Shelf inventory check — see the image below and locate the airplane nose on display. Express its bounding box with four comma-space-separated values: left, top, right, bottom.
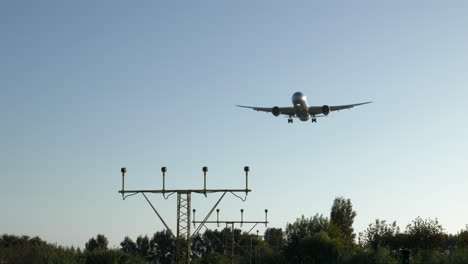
292, 92, 306, 104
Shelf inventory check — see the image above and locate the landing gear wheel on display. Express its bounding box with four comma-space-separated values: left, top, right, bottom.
312, 118, 317, 123
288, 118, 293, 123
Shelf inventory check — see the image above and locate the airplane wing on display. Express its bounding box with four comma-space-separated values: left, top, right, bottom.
308, 101, 372, 115
236, 105, 296, 116
330, 101, 372, 111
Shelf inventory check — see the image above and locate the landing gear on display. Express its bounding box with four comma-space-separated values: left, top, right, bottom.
311, 116, 317, 123
288, 118, 293, 123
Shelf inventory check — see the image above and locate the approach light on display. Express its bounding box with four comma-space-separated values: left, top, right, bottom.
202, 167, 208, 173
161, 167, 167, 173
121, 168, 127, 174
244, 166, 250, 172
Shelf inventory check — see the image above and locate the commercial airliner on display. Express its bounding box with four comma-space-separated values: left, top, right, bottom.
237, 92, 371, 123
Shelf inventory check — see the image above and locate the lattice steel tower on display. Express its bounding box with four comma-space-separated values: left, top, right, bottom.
118, 166, 254, 264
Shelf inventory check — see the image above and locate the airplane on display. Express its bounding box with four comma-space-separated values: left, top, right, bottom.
236, 92, 371, 123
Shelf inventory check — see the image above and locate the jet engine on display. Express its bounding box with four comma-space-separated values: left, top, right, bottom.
272, 106, 280, 116
322, 105, 331, 115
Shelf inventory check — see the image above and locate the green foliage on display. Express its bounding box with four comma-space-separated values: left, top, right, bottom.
343, 247, 397, 264
285, 214, 330, 247
371, 248, 398, 264
120, 236, 137, 254
264, 228, 284, 250
0, 234, 145, 264
118, 231, 176, 264
257, 245, 287, 264
135, 235, 151, 260
151, 230, 175, 264
457, 230, 468, 248
360, 219, 400, 250
3, 197, 468, 264
298, 231, 342, 264
449, 249, 468, 264
191, 252, 231, 264
84, 249, 145, 264
0, 234, 80, 264
199, 229, 224, 255
330, 197, 357, 245
405, 217, 445, 251
85, 234, 109, 251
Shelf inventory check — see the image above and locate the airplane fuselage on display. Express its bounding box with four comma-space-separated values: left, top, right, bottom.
292, 92, 310, 121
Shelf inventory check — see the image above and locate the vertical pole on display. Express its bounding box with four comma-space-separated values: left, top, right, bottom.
246, 171, 248, 191
231, 223, 235, 264
244, 166, 249, 193
120, 168, 126, 199
256, 247, 259, 264
162, 167, 166, 192
258, 247, 260, 264
250, 237, 252, 264
202, 167, 208, 196
224, 224, 228, 255
192, 209, 196, 228
241, 209, 244, 227
256, 230, 260, 264
176, 193, 181, 264
187, 193, 191, 264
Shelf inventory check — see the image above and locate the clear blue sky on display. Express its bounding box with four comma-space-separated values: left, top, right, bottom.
2, 0, 468, 248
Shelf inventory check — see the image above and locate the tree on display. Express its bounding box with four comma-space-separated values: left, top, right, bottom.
308, 213, 330, 234
444, 233, 458, 252
85, 234, 108, 251
330, 197, 357, 244
298, 231, 342, 264
285, 214, 331, 263
264, 228, 284, 250
360, 219, 400, 250
191, 234, 205, 259
135, 235, 151, 262
85, 238, 98, 251
120, 236, 137, 254
405, 217, 444, 251
457, 230, 468, 249
201, 229, 224, 255
285, 214, 329, 246
96, 234, 109, 250
150, 230, 175, 264
85, 249, 145, 264
219, 227, 242, 256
